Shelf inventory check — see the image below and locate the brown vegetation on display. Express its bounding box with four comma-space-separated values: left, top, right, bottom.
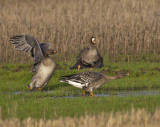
0, 0, 160, 63
0, 108, 160, 127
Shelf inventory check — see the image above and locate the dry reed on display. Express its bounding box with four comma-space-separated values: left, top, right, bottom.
0, 0, 160, 63
0, 108, 160, 127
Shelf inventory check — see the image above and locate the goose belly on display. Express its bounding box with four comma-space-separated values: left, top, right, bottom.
83, 49, 99, 63
67, 80, 83, 89
36, 61, 55, 87
66, 80, 89, 89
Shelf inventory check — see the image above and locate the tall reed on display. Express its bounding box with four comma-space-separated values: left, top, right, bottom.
0, 108, 160, 127
0, 0, 160, 63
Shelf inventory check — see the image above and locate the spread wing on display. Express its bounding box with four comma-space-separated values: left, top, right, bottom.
9, 35, 44, 64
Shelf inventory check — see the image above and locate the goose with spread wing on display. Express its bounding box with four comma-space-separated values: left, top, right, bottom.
60, 71, 129, 97
9, 35, 56, 91
70, 37, 103, 71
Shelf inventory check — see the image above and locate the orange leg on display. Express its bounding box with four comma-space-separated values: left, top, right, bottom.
78, 65, 81, 71
90, 92, 94, 97
29, 86, 33, 91
90, 68, 93, 70
39, 87, 42, 91
83, 90, 86, 96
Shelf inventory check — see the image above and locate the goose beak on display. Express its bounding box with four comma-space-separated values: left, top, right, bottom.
29, 86, 33, 91
53, 50, 57, 53
39, 87, 42, 90
126, 73, 130, 76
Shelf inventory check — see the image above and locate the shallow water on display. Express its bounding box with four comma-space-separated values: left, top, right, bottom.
95, 90, 160, 97
1, 90, 160, 98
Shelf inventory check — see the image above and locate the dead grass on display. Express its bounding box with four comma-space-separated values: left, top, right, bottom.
0, 0, 160, 63
0, 108, 160, 127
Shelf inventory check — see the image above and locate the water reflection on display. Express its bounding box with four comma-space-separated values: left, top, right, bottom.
1, 90, 160, 98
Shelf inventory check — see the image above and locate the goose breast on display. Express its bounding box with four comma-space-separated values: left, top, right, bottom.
82, 48, 99, 63
36, 58, 56, 87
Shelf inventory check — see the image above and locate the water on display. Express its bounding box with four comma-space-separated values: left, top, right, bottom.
1, 90, 160, 98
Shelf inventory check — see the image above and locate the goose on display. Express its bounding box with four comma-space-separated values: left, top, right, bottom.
60, 71, 129, 97
70, 37, 103, 71
9, 35, 56, 91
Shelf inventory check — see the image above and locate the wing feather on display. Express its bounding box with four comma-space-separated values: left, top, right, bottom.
60, 71, 103, 85
9, 35, 44, 64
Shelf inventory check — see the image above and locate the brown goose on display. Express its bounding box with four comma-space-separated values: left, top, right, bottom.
70, 37, 103, 71
9, 35, 56, 91
60, 71, 129, 97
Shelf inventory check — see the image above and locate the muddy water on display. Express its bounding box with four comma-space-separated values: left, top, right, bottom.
96, 90, 160, 97
1, 90, 160, 98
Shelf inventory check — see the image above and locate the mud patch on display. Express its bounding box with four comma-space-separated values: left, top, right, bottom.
1, 90, 160, 99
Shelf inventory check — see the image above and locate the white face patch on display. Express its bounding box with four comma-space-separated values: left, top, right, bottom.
92, 38, 95, 43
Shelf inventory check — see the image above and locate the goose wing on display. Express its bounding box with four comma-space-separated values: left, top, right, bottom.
60, 71, 103, 88
9, 35, 44, 64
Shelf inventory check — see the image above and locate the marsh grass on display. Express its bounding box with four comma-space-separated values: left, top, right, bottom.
0, 0, 160, 63
0, 106, 160, 127
1, 62, 160, 122
0, 61, 160, 93
1, 93, 160, 120
1, 61, 160, 92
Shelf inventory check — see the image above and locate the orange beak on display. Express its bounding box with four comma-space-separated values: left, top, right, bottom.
53, 50, 57, 53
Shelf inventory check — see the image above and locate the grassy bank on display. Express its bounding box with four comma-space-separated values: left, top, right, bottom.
0, 61, 160, 93
0, 94, 160, 120
0, 62, 160, 120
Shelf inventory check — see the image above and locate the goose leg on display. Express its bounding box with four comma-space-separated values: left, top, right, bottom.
83, 90, 86, 96
39, 87, 42, 91
90, 92, 94, 97
78, 65, 81, 71
29, 86, 33, 91
90, 68, 93, 70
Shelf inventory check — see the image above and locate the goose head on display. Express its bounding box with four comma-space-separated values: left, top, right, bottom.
44, 49, 56, 57
40, 43, 56, 57
90, 37, 96, 44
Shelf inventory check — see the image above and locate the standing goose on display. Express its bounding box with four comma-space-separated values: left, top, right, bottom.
60, 71, 129, 97
9, 35, 56, 91
70, 37, 103, 71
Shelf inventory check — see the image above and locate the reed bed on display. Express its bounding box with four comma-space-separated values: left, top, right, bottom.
0, 108, 160, 127
0, 0, 160, 63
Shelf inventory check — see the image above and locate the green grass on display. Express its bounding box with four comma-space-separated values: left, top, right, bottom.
0, 61, 160, 92
1, 94, 160, 120
1, 61, 160, 119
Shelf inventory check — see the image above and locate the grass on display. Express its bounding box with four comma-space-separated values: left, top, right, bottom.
1, 94, 160, 120
1, 109, 160, 127
0, 61, 160, 121
1, 0, 160, 125
1, 61, 160, 93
